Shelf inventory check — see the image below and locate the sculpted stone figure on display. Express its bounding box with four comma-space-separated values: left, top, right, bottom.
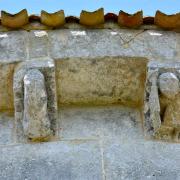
158, 72, 180, 140
23, 69, 52, 140
144, 63, 180, 142
13, 58, 57, 142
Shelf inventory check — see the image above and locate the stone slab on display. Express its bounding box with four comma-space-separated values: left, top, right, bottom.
56, 56, 147, 107
103, 139, 180, 180
0, 31, 27, 62
59, 106, 102, 139
28, 30, 49, 59
58, 106, 180, 180
0, 106, 180, 180
0, 63, 16, 111
49, 29, 179, 62
0, 140, 103, 180
0, 113, 14, 145
0, 29, 178, 63
59, 106, 142, 141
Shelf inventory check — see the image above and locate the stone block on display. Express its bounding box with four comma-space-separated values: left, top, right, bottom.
0, 113, 14, 145
144, 62, 180, 142
56, 56, 147, 107
0, 31, 27, 62
28, 30, 48, 58
0, 141, 103, 180
48, 29, 179, 62
0, 63, 16, 111
13, 57, 57, 142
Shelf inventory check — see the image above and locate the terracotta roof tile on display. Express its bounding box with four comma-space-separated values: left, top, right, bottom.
104, 13, 118, 23
155, 10, 180, 29
79, 8, 104, 26
1, 9, 29, 29
0, 8, 180, 31
143, 16, 154, 25
41, 10, 65, 27
118, 10, 143, 28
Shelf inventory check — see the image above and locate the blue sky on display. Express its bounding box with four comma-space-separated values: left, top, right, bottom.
0, 0, 180, 16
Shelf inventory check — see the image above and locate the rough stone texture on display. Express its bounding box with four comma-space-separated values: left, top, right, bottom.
13, 58, 57, 142
49, 29, 179, 62
0, 113, 14, 145
0, 31, 28, 62
144, 62, 180, 142
0, 29, 178, 63
0, 141, 103, 180
0, 63, 16, 111
57, 106, 180, 180
1, 106, 180, 180
59, 106, 142, 140
56, 56, 147, 107
158, 72, 179, 99
23, 69, 52, 140
0, 29, 180, 111
28, 31, 49, 59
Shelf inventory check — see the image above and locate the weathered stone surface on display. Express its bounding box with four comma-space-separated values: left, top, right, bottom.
13, 58, 57, 142
49, 29, 179, 62
0, 63, 16, 111
23, 69, 51, 140
0, 141, 103, 180
0, 29, 178, 63
56, 57, 147, 107
144, 62, 180, 142
158, 72, 179, 99
103, 138, 180, 180
28, 30, 48, 58
0, 113, 14, 145
163, 93, 180, 141
0, 31, 27, 62
1, 106, 180, 179
0, 29, 180, 111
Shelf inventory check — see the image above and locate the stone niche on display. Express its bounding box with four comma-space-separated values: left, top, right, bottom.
13, 58, 57, 142
144, 62, 180, 142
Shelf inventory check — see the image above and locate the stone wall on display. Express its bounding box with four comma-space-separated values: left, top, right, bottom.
0, 29, 179, 111
56, 57, 147, 107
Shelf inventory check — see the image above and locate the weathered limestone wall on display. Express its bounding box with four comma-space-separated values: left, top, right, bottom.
56, 57, 147, 107
0, 29, 179, 63
0, 29, 179, 111
0, 63, 16, 111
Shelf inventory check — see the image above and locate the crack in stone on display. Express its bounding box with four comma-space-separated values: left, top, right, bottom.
121, 30, 146, 46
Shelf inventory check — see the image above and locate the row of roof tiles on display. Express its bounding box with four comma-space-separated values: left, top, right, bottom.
0, 8, 180, 30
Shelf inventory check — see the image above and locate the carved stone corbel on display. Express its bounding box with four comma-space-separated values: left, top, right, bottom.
144, 62, 180, 142
13, 58, 57, 142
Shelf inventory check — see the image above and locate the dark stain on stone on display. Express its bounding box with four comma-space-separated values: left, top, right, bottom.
90, 59, 98, 65
68, 69, 79, 73
92, 86, 116, 97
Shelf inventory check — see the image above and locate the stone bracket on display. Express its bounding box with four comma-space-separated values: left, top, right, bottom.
144, 62, 180, 142
13, 57, 57, 142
